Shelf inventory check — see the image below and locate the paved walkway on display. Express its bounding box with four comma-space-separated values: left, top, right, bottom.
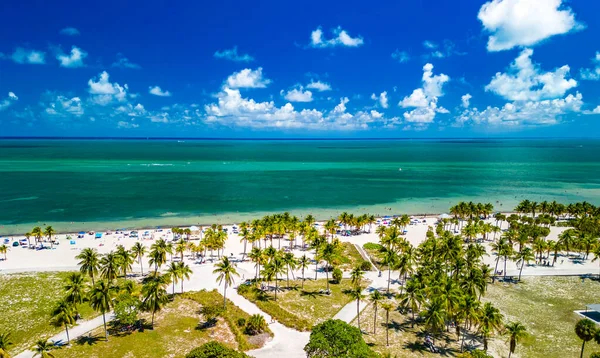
15, 313, 115, 358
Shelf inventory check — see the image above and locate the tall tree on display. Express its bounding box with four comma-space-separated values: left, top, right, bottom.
298, 254, 310, 289
64, 272, 85, 317
89, 280, 114, 340
575, 319, 597, 358
213, 256, 239, 309
131, 242, 146, 276
504, 321, 527, 358
76, 248, 99, 285
50, 299, 76, 344
141, 273, 170, 328
33, 339, 55, 358
369, 290, 383, 334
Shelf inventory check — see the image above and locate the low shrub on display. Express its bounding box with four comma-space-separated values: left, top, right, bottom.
363, 242, 383, 251
359, 260, 372, 271
244, 314, 267, 335
332, 268, 343, 283
236, 317, 246, 327
186, 341, 249, 358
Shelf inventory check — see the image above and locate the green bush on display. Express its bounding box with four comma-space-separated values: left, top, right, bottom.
244, 314, 267, 335
363, 243, 382, 251
185, 341, 249, 358
200, 305, 224, 327
236, 317, 246, 327
237, 283, 252, 295
304, 319, 377, 358
332, 268, 343, 284
590, 353, 600, 358
358, 260, 372, 271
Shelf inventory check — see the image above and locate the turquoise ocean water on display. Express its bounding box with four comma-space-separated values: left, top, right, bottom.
0, 139, 599, 234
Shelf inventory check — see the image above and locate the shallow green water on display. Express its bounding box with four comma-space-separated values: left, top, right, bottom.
0, 139, 599, 234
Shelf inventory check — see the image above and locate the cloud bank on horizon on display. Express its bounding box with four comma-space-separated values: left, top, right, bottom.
0, 0, 599, 136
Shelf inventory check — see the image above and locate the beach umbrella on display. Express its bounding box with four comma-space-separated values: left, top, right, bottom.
439, 213, 451, 219
190, 225, 200, 231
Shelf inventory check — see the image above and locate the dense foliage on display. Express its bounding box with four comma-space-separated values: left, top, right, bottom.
304, 319, 377, 358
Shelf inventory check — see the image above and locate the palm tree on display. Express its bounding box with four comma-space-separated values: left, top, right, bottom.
504, 321, 527, 358
515, 247, 535, 282
591, 245, 600, 279
382, 248, 398, 294
50, 299, 76, 344
64, 272, 85, 317
0, 332, 13, 358
459, 295, 480, 352
175, 239, 187, 262
213, 256, 239, 309
131, 242, 146, 276
346, 285, 365, 331
421, 298, 446, 345
89, 280, 113, 340
319, 242, 339, 292
575, 318, 596, 358
141, 273, 170, 328
248, 247, 263, 281
33, 339, 55, 358
44, 226, 56, 249
31, 226, 43, 246
282, 252, 297, 289
381, 301, 394, 346
399, 279, 423, 327
166, 262, 180, 295
269, 255, 287, 300
350, 265, 364, 288
149, 239, 168, 273
115, 245, 134, 278
99, 251, 120, 282
370, 290, 383, 334
479, 302, 504, 351
76, 248, 99, 284
178, 262, 193, 293
298, 254, 310, 288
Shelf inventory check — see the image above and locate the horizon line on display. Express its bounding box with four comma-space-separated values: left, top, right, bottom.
1, 136, 599, 141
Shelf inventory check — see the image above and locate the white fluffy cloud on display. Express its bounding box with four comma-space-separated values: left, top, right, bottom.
204, 87, 392, 130
112, 53, 141, 69
591, 106, 600, 114
117, 121, 140, 129
214, 46, 254, 62
60, 27, 80, 36
478, 0, 583, 52
456, 92, 583, 127
282, 87, 313, 102
486, 48, 577, 101
461, 94, 472, 108
87, 71, 129, 105
11, 47, 45, 64
371, 91, 389, 108
306, 81, 331, 92
226, 68, 271, 89
56, 46, 87, 68
0, 92, 18, 111
391, 50, 410, 63
399, 63, 450, 125
580, 52, 600, 81
149, 86, 172, 97
310, 26, 364, 48
44, 95, 85, 118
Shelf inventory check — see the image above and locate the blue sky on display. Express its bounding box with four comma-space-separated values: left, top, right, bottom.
1, 0, 600, 137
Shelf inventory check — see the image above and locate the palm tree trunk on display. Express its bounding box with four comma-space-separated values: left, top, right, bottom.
356, 299, 360, 331
387, 267, 391, 294
373, 304, 377, 334
386, 312, 390, 346
275, 275, 279, 300
181, 280, 184, 293
301, 268, 305, 289
315, 258, 318, 280
519, 261, 525, 281
65, 325, 70, 344
325, 264, 330, 291
152, 311, 155, 328
223, 281, 228, 309
102, 312, 108, 341
503, 256, 508, 280
139, 257, 144, 276
580, 341, 585, 358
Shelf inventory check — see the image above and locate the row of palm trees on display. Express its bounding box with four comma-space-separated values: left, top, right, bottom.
449, 202, 495, 221
515, 199, 599, 219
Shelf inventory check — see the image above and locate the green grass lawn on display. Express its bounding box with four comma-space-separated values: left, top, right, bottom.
53, 295, 237, 358
0, 272, 96, 355
337, 242, 367, 271
483, 276, 600, 358
238, 278, 358, 331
